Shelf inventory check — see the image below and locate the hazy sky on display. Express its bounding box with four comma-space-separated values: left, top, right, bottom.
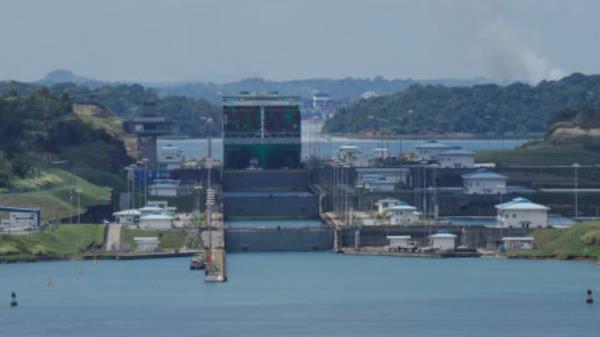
1, 0, 599, 83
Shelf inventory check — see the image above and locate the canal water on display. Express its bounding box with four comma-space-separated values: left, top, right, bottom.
1, 253, 599, 337
158, 121, 532, 161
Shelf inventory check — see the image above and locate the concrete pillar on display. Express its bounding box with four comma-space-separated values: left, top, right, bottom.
354, 230, 360, 250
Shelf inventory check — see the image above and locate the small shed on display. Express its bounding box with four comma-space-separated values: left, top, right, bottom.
139, 214, 174, 230
134, 237, 160, 253
387, 235, 415, 250
429, 233, 457, 251
502, 237, 535, 250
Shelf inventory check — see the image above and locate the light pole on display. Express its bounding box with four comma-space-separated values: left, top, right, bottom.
142, 158, 149, 206
75, 188, 83, 225
130, 164, 136, 209
194, 184, 203, 247
75, 188, 83, 251
368, 115, 389, 159
573, 162, 580, 219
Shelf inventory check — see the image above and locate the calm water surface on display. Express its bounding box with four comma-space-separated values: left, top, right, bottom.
158, 121, 532, 160
1, 253, 599, 337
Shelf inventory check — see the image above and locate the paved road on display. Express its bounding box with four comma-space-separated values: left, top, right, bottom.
105, 224, 122, 252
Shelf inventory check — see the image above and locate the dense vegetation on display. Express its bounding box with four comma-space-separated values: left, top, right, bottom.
0, 80, 222, 137
324, 73, 600, 136
0, 87, 131, 190
48, 83, 222, 137
37, 69, 492, 102
158, 76, 492, 102
0, 224, 105, 261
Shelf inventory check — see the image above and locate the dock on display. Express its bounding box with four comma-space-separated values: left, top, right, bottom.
202, 212, 227, 282
342, 247, 481, 258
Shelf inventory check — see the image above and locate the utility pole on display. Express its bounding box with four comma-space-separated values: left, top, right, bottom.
422, 166, 427, 218
76, 188, 82, 225
205, 117, 214, 273
433, 165, 438, 219
573, 162, 580, 219
131, 164, 136, 209
143, 158, 149, 206
74, 188, 83, 251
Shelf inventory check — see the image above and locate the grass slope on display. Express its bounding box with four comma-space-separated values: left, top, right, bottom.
476, 144, 600, 166
508, 222, 600, 259
72, 103, 136, 157
0, 224, 105, 261
0, 169, 111, 221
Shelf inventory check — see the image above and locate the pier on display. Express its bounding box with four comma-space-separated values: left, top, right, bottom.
202, 212, 227, 282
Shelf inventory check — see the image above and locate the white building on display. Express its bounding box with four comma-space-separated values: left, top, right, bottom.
139, 214, 174, 230
387, 203, 420, 225
437, 148, 475, 168
495, 197, 549, 229
356, 167, 409, 191
145, 201, 176, 216
149, 179, 181, 197
416, 140, 451, 161
157, 145, 184, 171
112, 209, 141, 226
1, 212, 38, 228
337, 145, 369, 167
429, 233, 457, 251
387, 235, 415, 251
139, 206, 165, 217
376, 198, 402, 215
373, 147, 389, 159
462, 169, 508, 195
502, 237, 535, 251
133, 237, 160, 253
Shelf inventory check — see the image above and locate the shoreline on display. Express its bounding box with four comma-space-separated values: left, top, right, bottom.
0, 250, 201, 264
320, 132, 541, 141
4, 249, 599, 265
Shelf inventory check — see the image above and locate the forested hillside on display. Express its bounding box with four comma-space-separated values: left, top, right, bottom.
158, 76, 495, 102
0, 81, 221, 137
324, 73, 600, 136
0, 87, 131, 189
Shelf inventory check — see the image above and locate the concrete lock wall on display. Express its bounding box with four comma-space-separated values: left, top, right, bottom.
340, 225, 532, 249
223, 170, 310, 192
224, 194, 319, 219
225, 227, 333, 251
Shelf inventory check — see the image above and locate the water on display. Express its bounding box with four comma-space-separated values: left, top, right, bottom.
225, 219, 323, 228
158, 121, 531, 161
1, 253, 599, 337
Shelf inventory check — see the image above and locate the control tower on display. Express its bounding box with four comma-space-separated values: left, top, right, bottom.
123, 115, 173, 169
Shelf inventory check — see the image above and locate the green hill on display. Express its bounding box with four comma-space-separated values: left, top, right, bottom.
324, 73, 600, 136
0, 87, 131, 221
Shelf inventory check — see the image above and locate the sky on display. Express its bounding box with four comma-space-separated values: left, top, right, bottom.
0, 0, 599, 84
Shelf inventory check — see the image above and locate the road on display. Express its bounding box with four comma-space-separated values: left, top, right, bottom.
105, 223, 122, 252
